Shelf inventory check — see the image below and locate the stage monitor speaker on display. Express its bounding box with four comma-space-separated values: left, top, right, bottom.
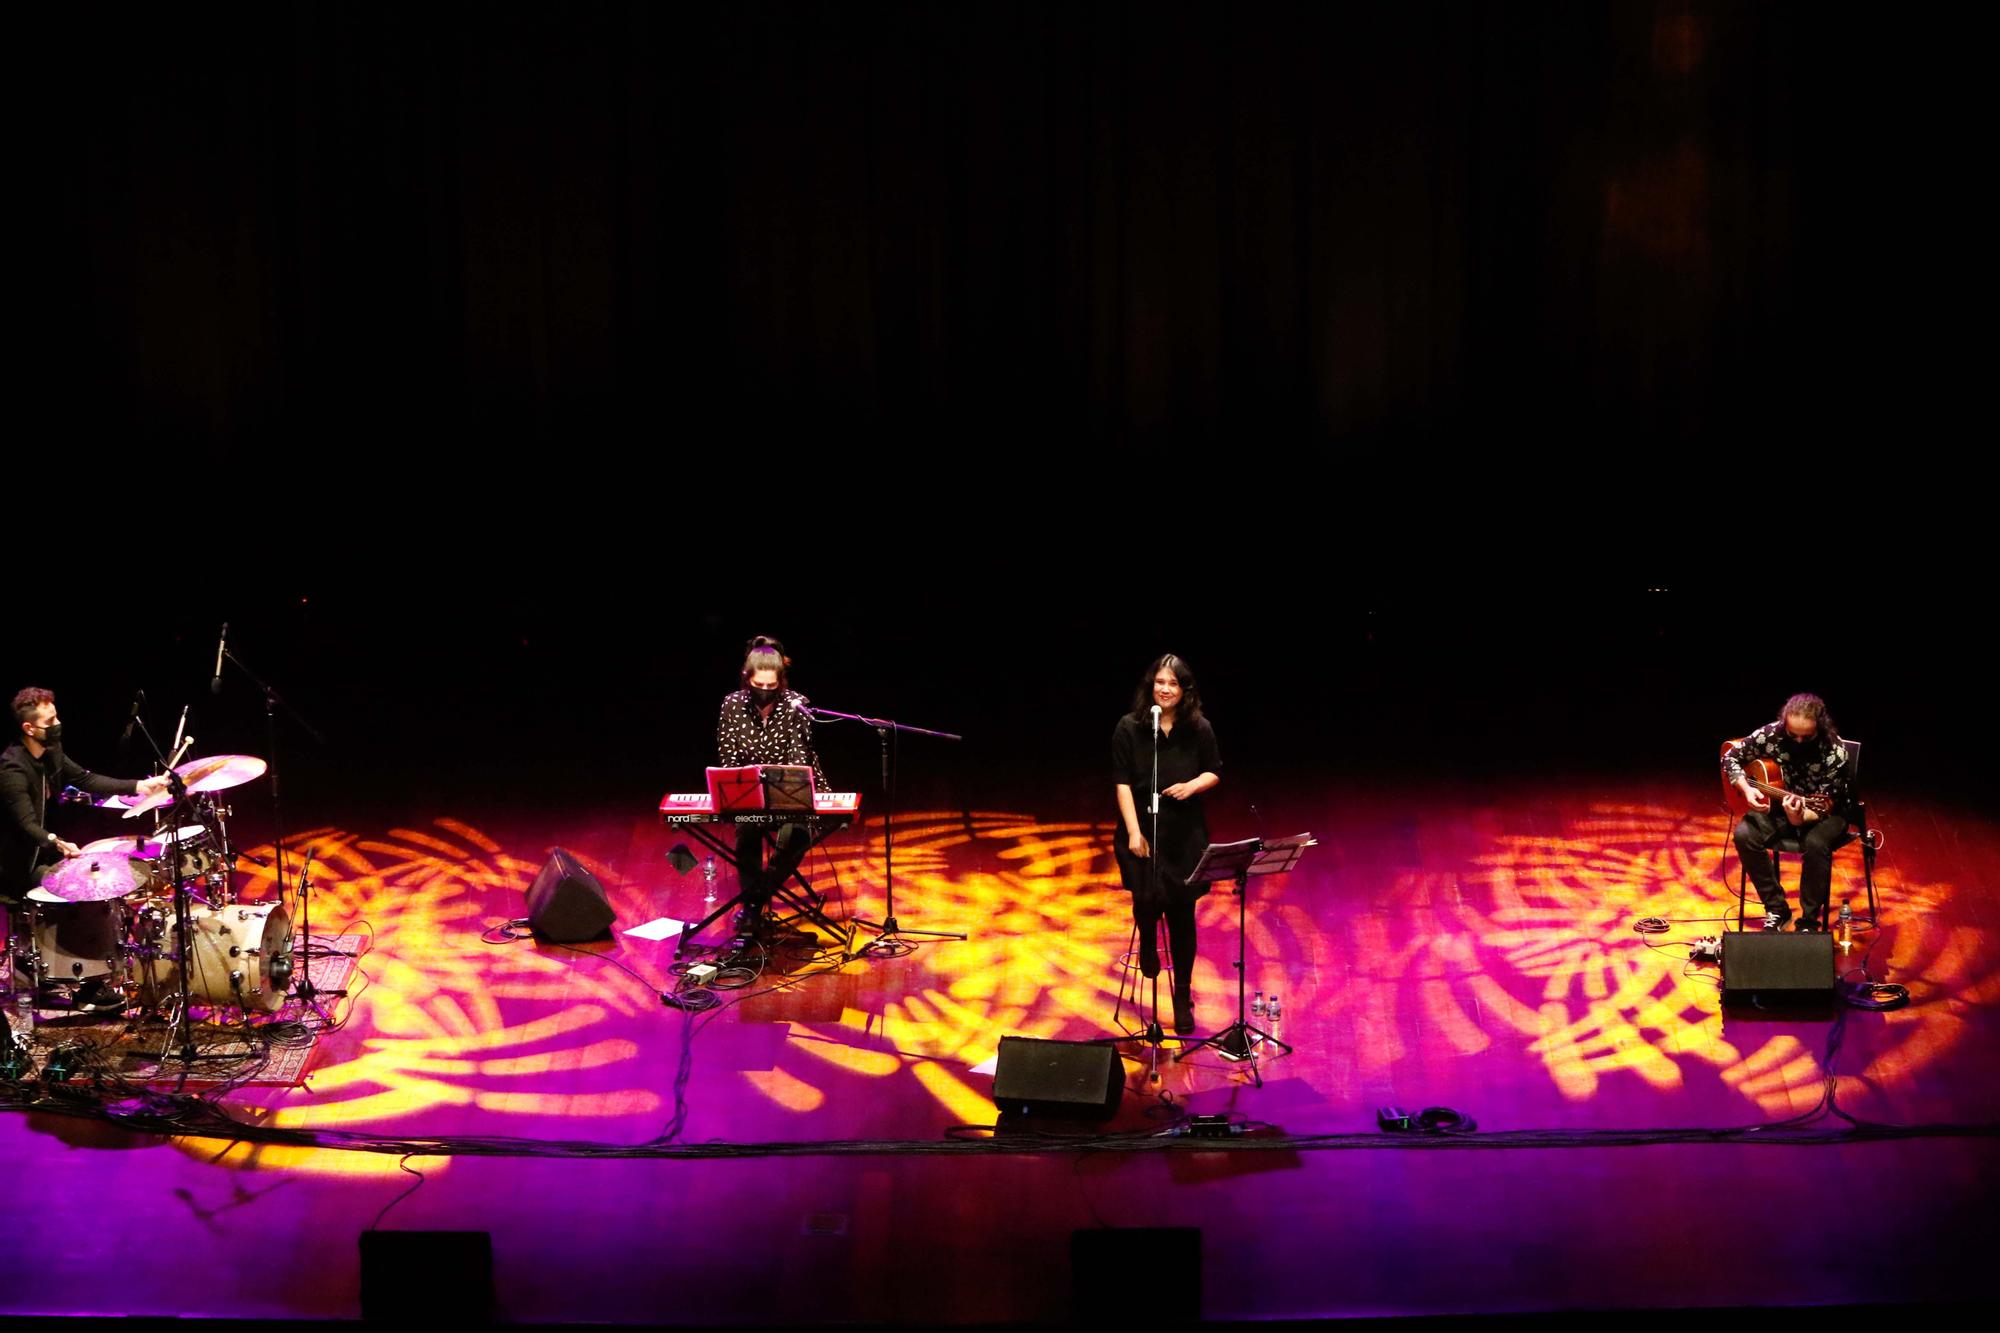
359, 1229, 494, 1321
524, 847, 614, 943
1721, 931, 1836, 1003
992, 1036, 1125, 1119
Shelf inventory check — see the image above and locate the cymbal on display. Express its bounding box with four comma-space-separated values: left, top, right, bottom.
39, 851, 153, 902
119, 754, 269, 818
78, 833, 166, 859
179, 754, 268, 792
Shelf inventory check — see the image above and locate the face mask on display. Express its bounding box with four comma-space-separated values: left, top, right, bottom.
35, 723, 62, 747
749, 687, 782, 709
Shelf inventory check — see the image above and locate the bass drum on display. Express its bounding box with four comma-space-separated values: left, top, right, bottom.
137, 901, 296, 1012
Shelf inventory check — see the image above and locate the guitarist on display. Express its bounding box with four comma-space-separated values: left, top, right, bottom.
1722, 693, 1854, 932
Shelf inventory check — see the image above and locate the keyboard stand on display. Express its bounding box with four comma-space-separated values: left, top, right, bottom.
672, 816, 854, 959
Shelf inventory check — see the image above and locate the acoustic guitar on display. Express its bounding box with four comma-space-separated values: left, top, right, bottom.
1719, 738, 1833, 819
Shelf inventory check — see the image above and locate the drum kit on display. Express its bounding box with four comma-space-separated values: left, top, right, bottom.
14, 753, 296, 1027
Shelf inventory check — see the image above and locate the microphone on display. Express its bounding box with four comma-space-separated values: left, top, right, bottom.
1150, 703, 1161, 736
122, 690, 144, 742
211, 623, 228, 694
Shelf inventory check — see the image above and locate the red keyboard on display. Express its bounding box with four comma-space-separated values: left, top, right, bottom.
659, 791, 861, 825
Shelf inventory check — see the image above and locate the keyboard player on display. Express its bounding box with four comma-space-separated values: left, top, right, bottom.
715, 636, 830, 935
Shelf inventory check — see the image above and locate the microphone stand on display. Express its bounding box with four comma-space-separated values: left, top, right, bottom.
808, 706, 966, 956
215, 637, 327, 1006
1099, 707, 1170, 1081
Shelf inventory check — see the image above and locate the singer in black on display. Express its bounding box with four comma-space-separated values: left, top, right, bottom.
3, 687, 169, 1005
1111, 654, 1222, 1034
715, 637, 829, 935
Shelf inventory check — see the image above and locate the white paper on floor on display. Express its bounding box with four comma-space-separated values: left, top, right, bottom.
623, 917, 686, 941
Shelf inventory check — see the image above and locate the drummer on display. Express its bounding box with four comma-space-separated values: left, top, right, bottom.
3, 688, 170, 996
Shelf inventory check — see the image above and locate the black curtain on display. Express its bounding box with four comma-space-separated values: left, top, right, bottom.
32, 1, 1817, 450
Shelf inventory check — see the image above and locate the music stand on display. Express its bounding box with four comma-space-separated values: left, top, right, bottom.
1174, 833, 1314, 1086
706, 764, 817, 814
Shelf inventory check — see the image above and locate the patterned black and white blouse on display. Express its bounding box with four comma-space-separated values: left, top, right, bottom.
715, 689, 831, 793
1721, 722, 1853, 809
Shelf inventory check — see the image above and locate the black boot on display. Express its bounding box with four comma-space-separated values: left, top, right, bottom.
1171, 982, 1194, 1035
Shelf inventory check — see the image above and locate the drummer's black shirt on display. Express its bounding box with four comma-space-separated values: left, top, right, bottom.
0, 742, 139, 897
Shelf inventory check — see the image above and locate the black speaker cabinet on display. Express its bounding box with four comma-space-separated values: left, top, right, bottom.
524, 847, 614, 943
1721, 931, 1836, 1004
992, 1036, 1125, 1119
359, 1229, 494, 1321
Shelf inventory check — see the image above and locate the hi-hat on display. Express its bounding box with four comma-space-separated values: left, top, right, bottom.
78, 832, 166, 858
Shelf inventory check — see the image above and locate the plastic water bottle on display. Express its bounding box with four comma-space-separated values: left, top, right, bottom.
1267, 993, 1283, 1023
8, 963, 33, 1041
703, 855, 719, 905
1837, 901, 1853, 952
1251, 991, 1266, 1018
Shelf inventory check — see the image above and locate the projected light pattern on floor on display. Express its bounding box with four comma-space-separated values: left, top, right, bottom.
1447, 803, 1967, 1112
178, 798, 1971, 1160
188, 820, 674, 1174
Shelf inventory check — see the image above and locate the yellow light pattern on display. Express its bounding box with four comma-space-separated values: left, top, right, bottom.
166, 798, 1973, 1169
179, 821, 673, 1173
1430, 802, 1975, 1112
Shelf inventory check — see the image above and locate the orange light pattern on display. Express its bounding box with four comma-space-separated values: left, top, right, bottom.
185, 820, 674, 1173
777, 813, 1173, 1122
175, 800, 1974, 1166
1431, 803, 1973, 1113
697, 810, 1330, 1119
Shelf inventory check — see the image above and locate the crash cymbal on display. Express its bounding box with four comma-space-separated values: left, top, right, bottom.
119, 754, 268, 817
39, 851, 153, 902
177, 754, 268, 793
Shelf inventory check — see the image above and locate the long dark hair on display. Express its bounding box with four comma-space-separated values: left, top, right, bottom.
1779, 692, 1838, 746
1128, 653, 1203, 723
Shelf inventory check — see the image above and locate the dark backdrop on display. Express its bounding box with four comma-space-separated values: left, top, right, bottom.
16, 5, 1980, 838
30, 0, 1844, 449
8, 585, 1986, 839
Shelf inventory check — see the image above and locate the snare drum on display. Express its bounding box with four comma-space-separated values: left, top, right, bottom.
137, 900, 295, 1012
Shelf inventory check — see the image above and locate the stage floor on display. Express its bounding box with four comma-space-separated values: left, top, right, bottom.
4, 775, 1996, 1323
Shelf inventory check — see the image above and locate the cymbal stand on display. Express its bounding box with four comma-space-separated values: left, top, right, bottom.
130, 706, 203, 1070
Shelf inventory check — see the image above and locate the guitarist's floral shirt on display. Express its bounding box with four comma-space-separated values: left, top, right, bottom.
1721, 724, 1854, 810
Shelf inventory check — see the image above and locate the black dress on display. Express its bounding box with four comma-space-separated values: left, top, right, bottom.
1110, 712, 1222, 906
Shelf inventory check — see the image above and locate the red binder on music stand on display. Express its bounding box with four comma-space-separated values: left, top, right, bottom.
706, 765, 815, 813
